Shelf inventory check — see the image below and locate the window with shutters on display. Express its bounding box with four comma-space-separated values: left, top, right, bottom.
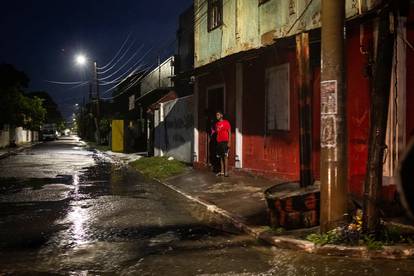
208, 0, 223, 31
265, 63, 290, 131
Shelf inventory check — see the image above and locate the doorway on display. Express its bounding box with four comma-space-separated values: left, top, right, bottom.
206, 85, 225, 171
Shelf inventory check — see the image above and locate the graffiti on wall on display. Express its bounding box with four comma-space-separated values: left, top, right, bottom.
156, 96, 194, 163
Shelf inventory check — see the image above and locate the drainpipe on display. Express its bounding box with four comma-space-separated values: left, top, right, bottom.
320, 0, 348, 232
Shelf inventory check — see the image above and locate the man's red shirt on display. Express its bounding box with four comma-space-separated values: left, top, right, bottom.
215, 120, 231, 143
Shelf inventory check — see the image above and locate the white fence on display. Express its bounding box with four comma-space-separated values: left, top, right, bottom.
0, 125, 39, 148
153, 95, 194, 163
0, 126, 9, 148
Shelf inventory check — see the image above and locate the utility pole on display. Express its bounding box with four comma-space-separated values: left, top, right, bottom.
81, 96, 86, 139
320, 0, 348, 232
93, 61, 101, 144
362, 3, 395, 233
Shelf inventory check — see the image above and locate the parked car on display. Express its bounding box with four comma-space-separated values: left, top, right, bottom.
41, 129, 58, 141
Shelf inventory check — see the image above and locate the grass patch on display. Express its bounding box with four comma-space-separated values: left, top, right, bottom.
129, 156, 186, 180
307, 230, 341, 246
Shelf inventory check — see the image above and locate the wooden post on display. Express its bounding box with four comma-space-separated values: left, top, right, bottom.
296, 32, 313, 188
363, 6, 395, 233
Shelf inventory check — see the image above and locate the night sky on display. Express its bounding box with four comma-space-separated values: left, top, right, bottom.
0, 0, 192, 119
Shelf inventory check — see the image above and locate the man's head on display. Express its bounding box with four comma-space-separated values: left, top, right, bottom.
215, 111, 224, 121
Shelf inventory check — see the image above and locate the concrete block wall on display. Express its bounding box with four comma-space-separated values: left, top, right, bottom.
0, 128, 9, 148
153, 96, 194, 163
0, 125, 39, 148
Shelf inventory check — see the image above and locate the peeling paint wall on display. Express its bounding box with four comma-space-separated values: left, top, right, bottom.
194, 0, 379, 68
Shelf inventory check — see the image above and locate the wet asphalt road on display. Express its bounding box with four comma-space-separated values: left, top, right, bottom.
1, 136, 414, 275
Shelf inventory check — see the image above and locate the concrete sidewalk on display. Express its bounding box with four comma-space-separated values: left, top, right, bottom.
159, 168, 414, 259
164, 169, 280, 230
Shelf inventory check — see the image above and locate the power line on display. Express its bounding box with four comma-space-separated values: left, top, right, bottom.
101, 42, 177, 100
97, 32, 132, 70
97, 37, 138, 75
45, 80, 88, 85
98, 44, 144, 81
101, 33, 180, 99
100, 69, 151, 100
65, 82, 90, 91
100, 64, 151, 97
99, 63, 146, 86
98, 45, 155, 91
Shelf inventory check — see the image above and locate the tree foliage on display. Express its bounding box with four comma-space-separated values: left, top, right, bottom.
28, 91, 65, 130
0, 64, 47, 130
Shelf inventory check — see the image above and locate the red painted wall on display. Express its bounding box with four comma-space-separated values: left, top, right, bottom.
242, 48, 300, 180
312, 68, 321, 181
195, 47, 301, 180
346, 23, 372, 197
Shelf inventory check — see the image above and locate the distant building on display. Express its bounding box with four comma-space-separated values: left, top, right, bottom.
175, 4, 195, 98
139, 5, 196, 161
136, 56, 176, 155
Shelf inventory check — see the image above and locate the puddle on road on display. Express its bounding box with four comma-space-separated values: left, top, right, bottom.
0, 145, 414, 275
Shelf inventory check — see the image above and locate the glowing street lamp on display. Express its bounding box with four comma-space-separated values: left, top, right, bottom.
74, 52, 100, 143
75, 54, 87, 66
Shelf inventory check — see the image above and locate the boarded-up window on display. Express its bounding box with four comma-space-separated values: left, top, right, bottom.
265, 63, 290, 131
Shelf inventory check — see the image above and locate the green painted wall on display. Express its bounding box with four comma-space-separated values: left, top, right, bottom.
194, 0, 377, 68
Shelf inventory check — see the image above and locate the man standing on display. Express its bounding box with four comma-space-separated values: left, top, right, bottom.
214, 111, 231, 177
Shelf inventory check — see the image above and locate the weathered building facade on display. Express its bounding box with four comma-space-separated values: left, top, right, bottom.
192, 0, 414, 201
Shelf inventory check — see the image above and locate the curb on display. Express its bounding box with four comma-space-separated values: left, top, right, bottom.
0, 142, 42, 160
93, 149, 414, 260
153, 176, 414, 260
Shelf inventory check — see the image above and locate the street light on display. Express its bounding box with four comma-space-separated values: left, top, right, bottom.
74, 52, 100, 143
75, 54, 87, 66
